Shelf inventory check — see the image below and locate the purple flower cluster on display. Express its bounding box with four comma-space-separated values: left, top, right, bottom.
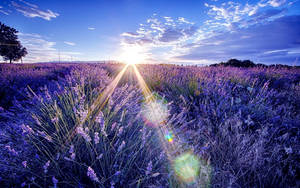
87, 166, 99, 182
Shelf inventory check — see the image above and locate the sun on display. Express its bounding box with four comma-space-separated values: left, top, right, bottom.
119, 46, 147, 65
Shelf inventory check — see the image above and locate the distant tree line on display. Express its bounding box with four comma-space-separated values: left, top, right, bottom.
0, 22, 27, 63
210, 59, 299, 68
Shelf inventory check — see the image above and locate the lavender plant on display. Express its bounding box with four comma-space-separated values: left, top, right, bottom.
0, 63, 299, 187
19, 68, 172, 187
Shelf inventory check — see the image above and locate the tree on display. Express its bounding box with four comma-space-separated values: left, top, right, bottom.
0, 22, 27, 63
210, 59, 256, 67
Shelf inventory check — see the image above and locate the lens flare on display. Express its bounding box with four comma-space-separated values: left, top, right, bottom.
142, 100, 169, 127
174, 152, 200, 183
129, 65, 212, 187
164, 130, 174, 143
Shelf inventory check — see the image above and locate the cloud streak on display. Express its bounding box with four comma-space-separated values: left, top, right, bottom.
12, 0, 59, 21
18, 33, 81, 63
0, 5, 9, 15
64, 41, 76, 46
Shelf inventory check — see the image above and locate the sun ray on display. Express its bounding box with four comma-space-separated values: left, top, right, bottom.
90, 64, 130, 118
63, 62, 207, 185
132, 64, 154, 102
132, 64, 206, 185
62, 64, 130, 149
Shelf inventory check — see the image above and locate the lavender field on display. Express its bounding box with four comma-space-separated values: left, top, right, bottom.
0, 63, 299, 187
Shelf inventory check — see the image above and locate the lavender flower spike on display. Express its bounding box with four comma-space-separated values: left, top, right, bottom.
76, 126, 91, 142
94, 132, 100, 145
87, 166, 99, 182
52, 176, 58, 188
43, 160, 50, 174
146, 161, 152, 175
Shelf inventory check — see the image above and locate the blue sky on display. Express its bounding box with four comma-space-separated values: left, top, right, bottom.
0, 0, 300, 65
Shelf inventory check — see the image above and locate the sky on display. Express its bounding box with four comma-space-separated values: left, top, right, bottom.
0, 0, 300, 65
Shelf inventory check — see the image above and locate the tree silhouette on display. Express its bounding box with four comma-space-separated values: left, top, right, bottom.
0, 22, 27, 63
210, 59, 256, 67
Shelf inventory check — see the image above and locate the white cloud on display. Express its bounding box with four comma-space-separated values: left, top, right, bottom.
121, 32, 140, 38
178, 17, 194, 24
120, 0, 298, 65
268, 0, 286, 7
12, 0, 59, 21
204, 0, 289, 32
19, 0, 38, 8
0, 5, 9, 15
0, 10, 9, 15
205, 2, 260, 30
120, 15, 198, 63
64, 41, 76, 46
175, 15, 300, 65
88, 27, 95, 30
121, 14, 196, 46
18, 33, 81, 63
118, 0, 297, 65
159, 28, 184, 42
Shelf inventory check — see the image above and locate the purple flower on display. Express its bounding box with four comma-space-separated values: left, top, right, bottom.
117, 126, 123, 137
117, 141, 126, 152
45, 135, 53, 142
76, 126, 91, 142
146, 161, 152, 175
70, 152, 76, 160
33, 115, 41, 126
43, 160, 50, 174
114, 171, 121, 176
21, 124, 34, 135
69, 145, 74, 154
87, 166, 99, 182
52, 176, 58, 188
158, 151, 165, 160
5, 145, 17, 155
56, 153, 60, 160
79, 110, 88, 122
37, 130, 52, 142
64, 157, 71, 161
22, 161, 27, 168
51, 117, 59, 123
152, 172, 160, 177
95, 111, 104, 125
35, 154, 40, 159
285, 147, 293, 154
94, 132, 100, 145
111, 122, 117, 131
67, 145, 75, 161
110, 181, 115, 188
96, 154, 103, 160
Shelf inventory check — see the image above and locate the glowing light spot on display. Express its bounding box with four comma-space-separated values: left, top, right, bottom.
174, 152, 200, 183
118, 45, 148, 65
164, 131, 174, 143
142, 100, 169, 127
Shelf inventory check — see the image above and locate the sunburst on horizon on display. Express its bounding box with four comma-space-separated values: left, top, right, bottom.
118, 45, 148, 65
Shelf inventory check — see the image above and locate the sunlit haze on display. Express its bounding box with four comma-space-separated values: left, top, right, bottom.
118, 45, 148, 65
